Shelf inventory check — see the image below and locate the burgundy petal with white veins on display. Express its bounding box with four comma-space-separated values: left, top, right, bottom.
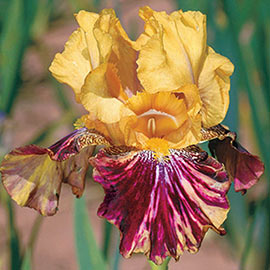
49, 127, 110, 161
90, 148, 230, 264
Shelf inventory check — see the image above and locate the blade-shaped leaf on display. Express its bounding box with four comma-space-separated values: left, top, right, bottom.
74, 196, 107, 270
21, 249, 31, 270
0, 0, 38, 114
7, 198, 21, 270
102, 220, 113, 261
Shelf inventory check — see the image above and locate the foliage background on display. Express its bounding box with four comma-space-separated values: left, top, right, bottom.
0, 0, 269, 269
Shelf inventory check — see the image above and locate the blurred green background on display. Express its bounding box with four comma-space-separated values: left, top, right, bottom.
0, 0, 269, 269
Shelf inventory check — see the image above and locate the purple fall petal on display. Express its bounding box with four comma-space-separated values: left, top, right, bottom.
0, 128, 96, 215
209, 135, 264, 194
49, 127, 110, 161
90, 148, 230, 264
49, 127, 89, 160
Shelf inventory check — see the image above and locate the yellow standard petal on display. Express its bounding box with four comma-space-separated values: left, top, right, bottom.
137, 6, 234, 127
81, 63, 134, 124
78, 9, 141, 125
198, 47, 234, 127
49, 9, 140, 105
49, 27, 93, 102
137, 6, 206, 93
75, 10, 100, 70
92, 9, 141, 94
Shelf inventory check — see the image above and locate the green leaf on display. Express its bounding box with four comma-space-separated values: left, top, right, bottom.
223, 1, 270, 269
112, 237, 121, 270
21, 249, 31, 270
102, 220, 113, 261
74, 196, 107, 270
50, 76, 71, 112
21, 215, 43, 270
148, 257, 171, 270
7, 198, 21, 270
0, 0, 38, 114
176, 0, 208, 12
31, 0, 54, 40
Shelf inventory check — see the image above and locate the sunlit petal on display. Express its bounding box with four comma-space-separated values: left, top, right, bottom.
137, 7, 206, 93
198, 47, 234, 127
49, 28, 92, 102
137, 7, 234, 127
75, 10, 100, 70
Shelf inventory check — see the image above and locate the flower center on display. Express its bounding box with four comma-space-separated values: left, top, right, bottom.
145, 138, 170, 158
127, 92, 188, 138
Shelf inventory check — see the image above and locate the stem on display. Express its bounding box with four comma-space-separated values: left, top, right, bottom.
102, 220, 112, 261
148, 257, 171, 270
239, 215, 256, 270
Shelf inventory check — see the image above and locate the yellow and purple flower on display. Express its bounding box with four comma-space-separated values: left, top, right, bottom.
0, 7, 264, 265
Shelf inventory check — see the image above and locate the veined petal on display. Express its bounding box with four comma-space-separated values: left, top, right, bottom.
198, 47, 234, 127
0, 128, 108, 216
209, 132, 264, 194
90, 147, 230, 264
49, 127, 110, 161
137, 7, 207, 93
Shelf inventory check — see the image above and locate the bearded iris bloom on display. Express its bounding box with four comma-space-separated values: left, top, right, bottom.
0, 7, 264, 265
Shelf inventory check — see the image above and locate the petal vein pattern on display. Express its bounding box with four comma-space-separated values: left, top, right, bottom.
0, 128, 108, 216
91, 149, 230, 264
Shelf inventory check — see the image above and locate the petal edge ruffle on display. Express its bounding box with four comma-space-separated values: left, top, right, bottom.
90, 148, 230, 264
0, 128, 108, 215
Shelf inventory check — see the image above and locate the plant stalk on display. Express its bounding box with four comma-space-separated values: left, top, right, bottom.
148, 257, 171, 270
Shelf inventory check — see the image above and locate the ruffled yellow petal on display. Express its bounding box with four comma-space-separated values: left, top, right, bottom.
81, 63, 134, 123
137, 6, 234, 127
92, 9, 141, 94
137, 6, 206, 93
76, 9, 141, 125
49, 28, 92, 102
165, 114, 202, 148
80, 114, 130, 146
50, 7, 234, 151
165, 84, 202, 147
75, 10, 100, 70
50, 9, 140, 106
198, 47, 234, 127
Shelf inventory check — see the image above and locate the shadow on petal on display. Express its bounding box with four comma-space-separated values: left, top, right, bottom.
90, 147, 230, 264
209, 133, 264, 194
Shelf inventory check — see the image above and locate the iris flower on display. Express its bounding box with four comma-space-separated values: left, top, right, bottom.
0, 7, 264, 265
